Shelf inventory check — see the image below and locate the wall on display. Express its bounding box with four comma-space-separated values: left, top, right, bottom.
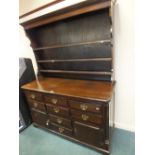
19, 0, 134, 131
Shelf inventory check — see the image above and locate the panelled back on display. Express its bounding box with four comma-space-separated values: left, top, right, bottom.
26, 9, 112, 81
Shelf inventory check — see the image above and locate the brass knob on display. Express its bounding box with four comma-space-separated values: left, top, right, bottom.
31, 94, 35, 99
80, 104, 88, 111
81, 114, 89, 121
46, 119, 50, 126
53, 107, 60, 113
59, 127, 64, 133
96, 107, 100, 111
57, 118, 62, 124
33, 102, 38, 108
51, 98, 58, 104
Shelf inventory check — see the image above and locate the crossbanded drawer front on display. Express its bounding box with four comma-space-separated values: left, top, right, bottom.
74, 121, 105, 148
46, 104, 69, 117
31, 110, 50, 128
50, 122, 72, 136
25, 91, 43, 101
69, 100, 102, 114
44, 95, 67, 107
71, 109, 103, 125
49, 114, 72, 129
28, 100, 46, 112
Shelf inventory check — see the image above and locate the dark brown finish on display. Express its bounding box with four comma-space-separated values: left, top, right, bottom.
46, 104, 70, 118
22, 77, 114, 102
21, 0, 111, 29
74, 121, 105, 148
21, 1, 114, 154
25, 91, 43, 101
28, 100, 46, 112
49, 114, 72, 129
19, 0, 63, 19
44, 94, 68, 107
71, 109, 103, 125
31, 110, 49, 127
50, 122, 73, 136
69, 100, 103, 114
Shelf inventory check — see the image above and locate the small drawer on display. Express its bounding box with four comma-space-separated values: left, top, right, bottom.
74, 121, 105, 148
25, 91, 43, 101
69, 100, 102, 114
44, 95, 67, 107
46, 104, 69, 117
50, 122, 72, 136
71, 109, 103, 125
49, 114, 72, 129
31, 110, 50, 128
28, 100, 46, 112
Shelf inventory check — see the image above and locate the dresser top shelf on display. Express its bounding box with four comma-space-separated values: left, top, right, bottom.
22, 77, 114, 102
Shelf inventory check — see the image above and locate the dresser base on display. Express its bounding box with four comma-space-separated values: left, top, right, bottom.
33, 123, 110, 155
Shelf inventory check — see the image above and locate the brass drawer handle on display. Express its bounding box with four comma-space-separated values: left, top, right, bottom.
33, 102, 38, 108
57, 118, 63, 124
81, 114, 89, 121
51, 98, 58, 104
59, 127, 64, 133
80, 104, 88, 111
53, 107, 60, 113
46, 119, 50, 126
96, 107, 100, 111
31, 94, 35, 99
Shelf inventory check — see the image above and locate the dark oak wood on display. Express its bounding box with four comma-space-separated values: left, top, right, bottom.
21, 1, 114, 154
21, 0, 111, 29
49, 114, 72, 129
68, 100, 103, 114
22, 77, 114, 102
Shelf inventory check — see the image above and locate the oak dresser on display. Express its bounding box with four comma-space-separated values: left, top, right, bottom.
20, 0, 115, 154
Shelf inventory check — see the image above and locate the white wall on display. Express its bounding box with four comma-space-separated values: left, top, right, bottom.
113, 0, 134, 131
19, 0, 134, 131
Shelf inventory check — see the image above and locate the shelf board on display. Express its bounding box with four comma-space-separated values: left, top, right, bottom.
33, 40, 111, 51
39, 70, 112, 75
37, 58, 112, 63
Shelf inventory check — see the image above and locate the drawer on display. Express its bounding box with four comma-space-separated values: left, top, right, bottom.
44, 95, 67, 107
49, 114, 72, 129
74, 121, 105, 148
28, 100, 46, 112
31, 110, 50, 128
46, 104, 69, 117
69, 100, 102, 114
25, 91, 43, 101
50, 122, 72, 136
71, 109, 103, 125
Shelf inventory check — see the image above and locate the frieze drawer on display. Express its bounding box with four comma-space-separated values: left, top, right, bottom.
46, 104, 70, 117
44, 95, 68, 107
71, 109, 103, 125
49, 114, 72, 129
69, 100, 103, 113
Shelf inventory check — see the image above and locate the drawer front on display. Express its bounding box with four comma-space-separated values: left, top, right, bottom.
69, 100, 102, 113
71, 109, 103, 125
25, 91, 43, 101
44, 95, 67, 107
49, 114, 72, 129
50, 122, 72, 136
31, 110, 50, 128
28, 100, 46, 112
74, 121, 105, 148
46, 104, 69, 117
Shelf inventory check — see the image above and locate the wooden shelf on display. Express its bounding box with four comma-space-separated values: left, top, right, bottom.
39, 70, 112, 75
37, 58, 112, 63
33, 40, 111, 51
